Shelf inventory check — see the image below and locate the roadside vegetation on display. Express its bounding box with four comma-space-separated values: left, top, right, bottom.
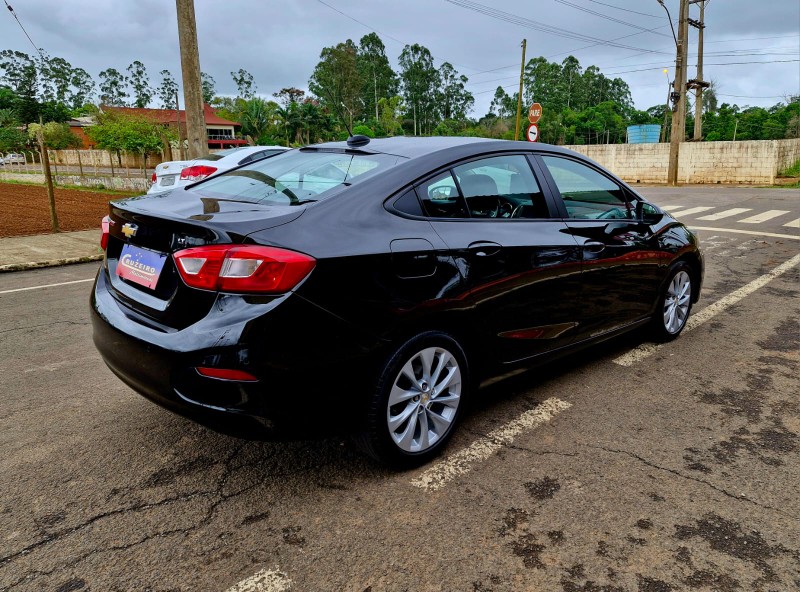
0, 40, 798, 152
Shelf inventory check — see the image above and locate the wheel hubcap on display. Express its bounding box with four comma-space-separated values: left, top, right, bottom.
387, 346, 462, 453
663, 270, 691, 334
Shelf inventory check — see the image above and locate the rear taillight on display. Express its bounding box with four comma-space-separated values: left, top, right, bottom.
196, 367, 258, 382
100, 215, 110, 250
151, 172, 157, 183
180, 165, 217, 181
173, 245, 315, 293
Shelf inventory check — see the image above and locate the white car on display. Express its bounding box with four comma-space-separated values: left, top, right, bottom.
0, 153, 26, 165
148, 146, 288, 194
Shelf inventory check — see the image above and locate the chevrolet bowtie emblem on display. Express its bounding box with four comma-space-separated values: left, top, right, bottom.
121, 223, 138, 238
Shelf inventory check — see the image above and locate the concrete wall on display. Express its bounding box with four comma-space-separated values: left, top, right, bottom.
562, 138, 800, 185
0, 171, 150, 193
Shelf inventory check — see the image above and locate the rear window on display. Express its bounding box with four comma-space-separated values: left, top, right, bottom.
200, 147, 247, 161
194, 150, 404, 205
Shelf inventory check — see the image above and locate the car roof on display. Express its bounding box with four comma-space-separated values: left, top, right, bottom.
310, 136, 574, 160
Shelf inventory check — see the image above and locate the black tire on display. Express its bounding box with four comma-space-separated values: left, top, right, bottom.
651, 261, 694, 342
357, 331, 469, 468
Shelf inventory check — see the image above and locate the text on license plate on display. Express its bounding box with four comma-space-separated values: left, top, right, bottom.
117, 244, 167, 289
161, 175, 176, 186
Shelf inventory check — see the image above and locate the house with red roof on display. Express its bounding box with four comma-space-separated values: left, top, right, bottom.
70, 104, 248, 151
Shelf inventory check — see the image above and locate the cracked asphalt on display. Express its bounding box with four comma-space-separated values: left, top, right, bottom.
1, 186, 798, 591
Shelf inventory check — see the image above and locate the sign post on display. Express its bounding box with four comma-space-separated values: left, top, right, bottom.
528, 103, 542, 124
527, 103, 542, 142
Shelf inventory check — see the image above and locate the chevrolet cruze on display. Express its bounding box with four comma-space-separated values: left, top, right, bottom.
92, 136, 703, 466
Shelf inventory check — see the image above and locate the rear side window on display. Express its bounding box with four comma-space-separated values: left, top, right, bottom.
417, 171, 468, 218
541, 156, 631, 219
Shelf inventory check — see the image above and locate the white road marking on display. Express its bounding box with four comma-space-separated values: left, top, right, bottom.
784, 218, 800, 229
410, 397, 572, 491
0, 278, 94, 295
226, 568, 292, 592
689, 226, 800, 241
613, 252, 800, 367
738, 210, 790, 224
697, 208, 752, 221
670, 206, 715, 217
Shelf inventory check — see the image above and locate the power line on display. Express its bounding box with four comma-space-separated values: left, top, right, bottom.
2, 0, 43, 59
444, 0, 670, 55
584, 0, 663, 19
553, 0, 671, 37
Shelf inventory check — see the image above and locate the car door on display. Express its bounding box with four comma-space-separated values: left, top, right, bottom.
536, 154, 663, 340
415, 153, 583, 364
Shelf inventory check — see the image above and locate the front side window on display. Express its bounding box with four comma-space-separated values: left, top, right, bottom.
541, 156, 631, 220
453, 154, 548, 219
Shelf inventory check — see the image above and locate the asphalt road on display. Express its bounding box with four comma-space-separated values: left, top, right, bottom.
1, 186, 798, 592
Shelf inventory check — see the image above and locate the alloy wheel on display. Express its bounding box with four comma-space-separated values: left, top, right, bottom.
663, 270, 692, 334
386, 346, 462, 453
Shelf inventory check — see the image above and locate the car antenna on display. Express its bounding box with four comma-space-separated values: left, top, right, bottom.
322, 87, 368, 148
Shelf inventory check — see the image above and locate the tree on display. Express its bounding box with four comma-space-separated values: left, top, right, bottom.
69, 68, 95, 110
127, 60, 152, 108
201, 72, 215, 104
28, 121, 81, 149
309, 40, 361, 131
0, 50, 37, 94
231, 68, 256, 99
38, 53, 73, 104
378, 95, 403, 136
0, 126, 28, 151
437, 62, 473, 120
357, 33, 398, 121
273, 87, 305, 108
156, 69, 179, 109
99, 68, 128, 106
489, 86, 514, 119
398, 44, 438, 135
239, 97, 279, 142
87, 111, 175, 165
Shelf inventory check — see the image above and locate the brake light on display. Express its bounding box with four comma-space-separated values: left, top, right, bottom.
180, 165, 217, 181
196, 367, 258, 381
100, 215, 111, 250
151, 172, 157, 183
173, 245, 315, 293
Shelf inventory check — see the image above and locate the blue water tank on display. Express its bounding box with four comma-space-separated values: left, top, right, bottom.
627, 124, 661, 144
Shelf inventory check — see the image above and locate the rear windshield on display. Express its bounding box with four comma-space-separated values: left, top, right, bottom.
200, 147, 247, 161
194, 149, 404, 205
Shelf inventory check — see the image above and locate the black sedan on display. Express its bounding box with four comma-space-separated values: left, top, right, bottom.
92, 136, 703, 466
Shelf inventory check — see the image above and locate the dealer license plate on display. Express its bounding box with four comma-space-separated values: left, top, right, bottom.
117, 244, 167, 290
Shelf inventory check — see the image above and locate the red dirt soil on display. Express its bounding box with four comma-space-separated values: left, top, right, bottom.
0, 183, 136, 238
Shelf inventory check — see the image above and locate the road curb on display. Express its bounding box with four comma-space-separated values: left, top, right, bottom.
0, 254, 104, 273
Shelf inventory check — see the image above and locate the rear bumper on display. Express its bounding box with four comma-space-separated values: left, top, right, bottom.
91, 268, 382, 439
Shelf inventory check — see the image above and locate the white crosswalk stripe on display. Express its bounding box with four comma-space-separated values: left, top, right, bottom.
738, 210, 791, 224
668, 206, 715, 217
697, 208, 752, 221
784, 218, 800, 229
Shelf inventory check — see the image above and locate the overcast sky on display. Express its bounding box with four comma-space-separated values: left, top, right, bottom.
2, 0, 798, 116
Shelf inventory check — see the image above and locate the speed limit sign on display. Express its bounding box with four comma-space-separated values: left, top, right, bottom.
526, 123, 539, 142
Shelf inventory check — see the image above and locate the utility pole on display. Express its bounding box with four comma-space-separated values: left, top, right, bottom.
667, 0, 690, 186
176, 0, 206, 159
515, 39, 527, 141
689, 0, 710, 141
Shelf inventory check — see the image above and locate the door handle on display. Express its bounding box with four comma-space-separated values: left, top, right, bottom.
583, 241, 605, 254
468, 241, 502, 257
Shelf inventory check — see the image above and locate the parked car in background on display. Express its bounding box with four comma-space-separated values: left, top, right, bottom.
148, 145, 288, 194
93, 136, 703, 467
0, 153, 26, 165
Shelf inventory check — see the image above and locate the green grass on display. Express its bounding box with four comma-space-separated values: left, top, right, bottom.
779, 159, 800, 178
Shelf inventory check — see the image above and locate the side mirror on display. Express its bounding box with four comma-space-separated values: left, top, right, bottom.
636, 201, 664, 225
